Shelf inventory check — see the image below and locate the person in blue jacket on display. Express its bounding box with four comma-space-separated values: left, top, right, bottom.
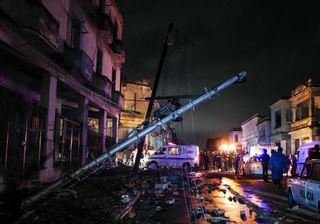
268, 146, 286, 190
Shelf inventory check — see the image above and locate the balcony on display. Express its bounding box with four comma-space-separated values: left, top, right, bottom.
111, 39, 125, 64
0, 0, 60, 52
98, 12, 114, 44
64, 47, 93, 83
112, 90, 124, 109
92, 74, 112, 97
291, 117, 312, 131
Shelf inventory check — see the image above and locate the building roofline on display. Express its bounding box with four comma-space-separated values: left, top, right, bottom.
241, 113, 262, 125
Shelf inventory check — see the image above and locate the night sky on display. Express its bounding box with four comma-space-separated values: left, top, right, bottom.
117, 0, 320, 149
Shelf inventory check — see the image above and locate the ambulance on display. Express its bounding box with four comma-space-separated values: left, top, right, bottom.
146, 144, 199, 171
287, 159, 320, 212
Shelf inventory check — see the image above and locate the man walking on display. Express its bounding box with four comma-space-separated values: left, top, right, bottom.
269, 147, 286, 190
259, 149, 270, 182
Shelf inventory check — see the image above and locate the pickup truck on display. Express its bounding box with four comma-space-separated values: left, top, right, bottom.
287, 159, 320, 212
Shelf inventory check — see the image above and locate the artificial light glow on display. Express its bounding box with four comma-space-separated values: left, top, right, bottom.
167, 142, 176, 146
219, 143, 236, 152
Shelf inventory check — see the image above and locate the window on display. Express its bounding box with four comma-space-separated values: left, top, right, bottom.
296, 101, 309, 121
96, 49, 103, 75
274, 110, 281, 129
70, 20, 81, 48
107, 117, 116, 137
112, 68, 116, 92
155, 147, 166, 155
286, 109, 292, 124
168, 147, 181, 155
310, 164, 320, 182
234, 134, 238, 143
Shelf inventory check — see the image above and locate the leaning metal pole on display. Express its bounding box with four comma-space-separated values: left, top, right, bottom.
22, 71, 246, 211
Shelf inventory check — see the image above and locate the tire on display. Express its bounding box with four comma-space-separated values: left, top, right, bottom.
288, 189, 297, 208
148, 161, 158, 170
183, 163, 191, 172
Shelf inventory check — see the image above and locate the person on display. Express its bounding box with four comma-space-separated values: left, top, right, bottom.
268, 147, 286, 190
259, 149, 270, 182
284, 155, 291, 176
311, 144, 320, 159
234, 152, 242, 176
291, 153, 297, 177
203, 152, 209, 170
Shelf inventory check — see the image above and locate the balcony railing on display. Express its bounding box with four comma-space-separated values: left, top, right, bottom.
64, 47, 93, 83
112, 90, 124, 108
0, 0, 60, 50
92, 74, 112, 97
291, 117, 312, 131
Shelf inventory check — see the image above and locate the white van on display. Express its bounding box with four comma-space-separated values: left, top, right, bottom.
146, 145, 199, 171
297, 141, 320, 174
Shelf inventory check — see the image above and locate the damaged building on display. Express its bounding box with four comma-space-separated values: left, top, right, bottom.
0, 0, 125, 185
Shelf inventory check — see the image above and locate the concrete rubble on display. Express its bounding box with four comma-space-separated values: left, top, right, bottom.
20, 167, 189, 224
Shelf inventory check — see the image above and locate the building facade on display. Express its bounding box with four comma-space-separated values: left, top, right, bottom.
241, 114, 262, 154
270, 98, 292, 154
0, 0, 124, 183
289, 78, 320, 153
229, 128, 242, 149
118, 79, 176, 165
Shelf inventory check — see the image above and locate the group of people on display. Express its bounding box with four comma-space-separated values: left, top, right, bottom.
198, 151, 237, 172
259, 144, 320, 190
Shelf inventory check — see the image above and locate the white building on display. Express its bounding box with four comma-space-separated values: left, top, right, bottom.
241, 114, 262, 154
270, 98, 292, 154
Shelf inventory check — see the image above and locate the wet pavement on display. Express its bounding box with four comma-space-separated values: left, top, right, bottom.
190, 171, 320, 223
11, 168, 320, 224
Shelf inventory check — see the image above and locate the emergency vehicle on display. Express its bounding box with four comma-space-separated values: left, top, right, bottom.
296, 141, 320, 175
146, 145, 199, 171
287, 159, 320, 211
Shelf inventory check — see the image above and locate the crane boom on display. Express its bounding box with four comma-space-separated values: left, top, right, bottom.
21, 71, 247, 213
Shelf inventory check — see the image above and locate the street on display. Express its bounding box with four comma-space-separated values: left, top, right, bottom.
186, 171, 320, 224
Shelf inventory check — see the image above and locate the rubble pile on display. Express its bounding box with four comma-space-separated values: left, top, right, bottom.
23, 167, 160, 224
122, 173, 184, 224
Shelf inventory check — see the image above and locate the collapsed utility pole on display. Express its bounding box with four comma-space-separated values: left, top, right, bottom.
133, 23, 174, 171
20, 72, 246, 221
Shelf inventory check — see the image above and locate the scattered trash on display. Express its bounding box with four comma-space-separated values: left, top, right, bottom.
228, 196, 233, 201
208, 216, 230, 223
55, 188, 78, 200
237, 196, 245, 204
255, 214, 264, 222
165, 198, 175, 205
155, 182, 169, 190
206, 208, 225, 217
218, 189, 227, 194
240, 210, 247, 221
121, 194, 131, 203
248, 206, 253, 217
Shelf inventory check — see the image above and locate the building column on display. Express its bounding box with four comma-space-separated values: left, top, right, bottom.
79, 97, 89, 165
39, 75, 57, 182
99, 109, 107, 152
